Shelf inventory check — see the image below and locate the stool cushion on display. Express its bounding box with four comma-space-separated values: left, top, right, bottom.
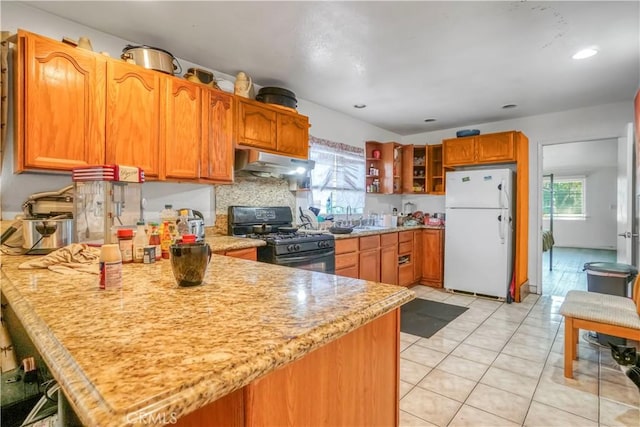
560, 290, 640, 330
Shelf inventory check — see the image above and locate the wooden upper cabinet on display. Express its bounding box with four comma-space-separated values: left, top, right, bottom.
236, 98, 310, 158
201, 90, 234, 183
106, 61, 161, 178
476, 132, 515, 163
236, 99, 277, 151
162, 79, 202, 180
277, 113, 309, 158
443, 131, 517, 168
443, 137, 475, 167
15, 30, 105, 172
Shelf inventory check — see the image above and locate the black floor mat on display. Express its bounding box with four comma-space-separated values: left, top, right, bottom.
400, 298, 469, 339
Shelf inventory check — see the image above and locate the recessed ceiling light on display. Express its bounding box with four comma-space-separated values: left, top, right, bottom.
502, 104, 518, 109
572, 48, 598, 60
353, 104, 366, 109
424, 118, 437, 123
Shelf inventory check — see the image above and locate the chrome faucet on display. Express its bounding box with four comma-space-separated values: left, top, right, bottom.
346, 205, 352, 225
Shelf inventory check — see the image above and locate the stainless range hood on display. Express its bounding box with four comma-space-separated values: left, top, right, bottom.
235, 149, 315, 176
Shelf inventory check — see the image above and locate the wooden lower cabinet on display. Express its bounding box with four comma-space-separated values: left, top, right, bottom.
176, 309, 400, 426
215, 247, 257, 261
335, 238, 359, 278
421, 229, 444, 287
359, 235, 381, 282
397, 231, 414, 287
380, 233, 398, 285
413, 230, 423, 282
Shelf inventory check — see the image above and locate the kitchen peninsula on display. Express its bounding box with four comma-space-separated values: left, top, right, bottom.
0, 237, 414, 426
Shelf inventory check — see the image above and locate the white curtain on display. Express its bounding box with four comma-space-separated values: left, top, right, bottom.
308, 136, 365, 215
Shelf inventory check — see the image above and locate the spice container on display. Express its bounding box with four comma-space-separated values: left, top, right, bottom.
117, 228, 134, 263
100, 244, 122, 290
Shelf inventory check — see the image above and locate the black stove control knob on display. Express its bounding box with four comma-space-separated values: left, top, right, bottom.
287, 244, 295, 252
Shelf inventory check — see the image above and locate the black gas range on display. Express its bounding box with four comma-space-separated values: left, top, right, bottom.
228, 206, 335, 274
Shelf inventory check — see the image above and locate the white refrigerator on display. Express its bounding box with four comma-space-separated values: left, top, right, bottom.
444, 168, 515, 299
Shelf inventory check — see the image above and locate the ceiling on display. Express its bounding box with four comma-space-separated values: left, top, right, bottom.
21, 1, 640, 136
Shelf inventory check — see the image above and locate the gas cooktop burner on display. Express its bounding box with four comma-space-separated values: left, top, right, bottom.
247, 232, 333, 244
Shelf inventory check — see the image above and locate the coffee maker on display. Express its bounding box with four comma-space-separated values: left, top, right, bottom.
72, 165, 145, 245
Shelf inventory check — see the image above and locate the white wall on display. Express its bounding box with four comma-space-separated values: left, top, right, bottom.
1, 2, 400, 225
403, 101, 634, 292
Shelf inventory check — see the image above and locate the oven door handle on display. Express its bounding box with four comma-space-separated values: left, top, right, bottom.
277, 250, 335, 264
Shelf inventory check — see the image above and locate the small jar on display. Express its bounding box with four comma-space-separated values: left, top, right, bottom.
117, 229, 134, 263
100, 244, 122, 290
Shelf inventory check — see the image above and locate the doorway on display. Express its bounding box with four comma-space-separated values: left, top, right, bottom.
540, 138, 619, 297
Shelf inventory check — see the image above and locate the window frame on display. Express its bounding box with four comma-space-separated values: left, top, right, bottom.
542, 175, 587, 220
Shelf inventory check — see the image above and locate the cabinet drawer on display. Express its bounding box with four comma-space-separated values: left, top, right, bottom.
335, 238, 358, 254
398, 264, 414, 286
335, 253, 358, 270
398, 241, 413, 255
380, 233, 398, 247
359, 235, 380, 251
399, 231, 413, 243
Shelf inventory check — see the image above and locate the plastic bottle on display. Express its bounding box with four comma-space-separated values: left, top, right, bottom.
100, 244, 122, 290
148, 222, 162, 261
161, 221, 173, 259
116, 228, 134, 263
176, 209, 190, 238
133, 221, 147, 263
160, 204, 179, 241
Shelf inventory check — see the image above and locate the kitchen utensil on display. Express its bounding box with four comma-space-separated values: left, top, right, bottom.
170, 242, 211, 287
121, 45, 181, 75
328, 226, 353, 235
256, 87, 297, 109
278, 226, 299, 233
299, 208, 319, 230
456, 129, 480, 137
22, 218, 73, 254
184, 68, 220, 89
308, 207, 321, 217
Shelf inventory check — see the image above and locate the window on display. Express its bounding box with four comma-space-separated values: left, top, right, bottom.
308, 136, 365, 215
543, 176, 586, 219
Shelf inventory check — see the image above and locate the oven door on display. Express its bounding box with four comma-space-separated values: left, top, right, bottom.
273, 250, 335, 274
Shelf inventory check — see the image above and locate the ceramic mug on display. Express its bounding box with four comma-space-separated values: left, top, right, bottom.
170, 242, 211, 287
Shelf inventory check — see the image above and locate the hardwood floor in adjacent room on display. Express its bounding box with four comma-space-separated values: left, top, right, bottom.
541, 247, 616, 297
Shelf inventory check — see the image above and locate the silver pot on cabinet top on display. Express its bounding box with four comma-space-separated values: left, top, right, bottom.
121, 45, 182, 75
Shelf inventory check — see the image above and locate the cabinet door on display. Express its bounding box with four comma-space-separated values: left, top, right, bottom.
225, 248, 257, 261
236, 99, 277, 151
359, 249, 380, 282
476, 132, 515, 163
106, 61, 161, 178
443, 137, 475, 167
422, 229, 443, 287
201, 90, 234, 182
277, 113, 309, 158
17, 31, 105, 171
380, 243, 398, 285
401, 145, 414, 193
427, 144, 445, 194
413, 230, 423, 282
163, 79, 201, 180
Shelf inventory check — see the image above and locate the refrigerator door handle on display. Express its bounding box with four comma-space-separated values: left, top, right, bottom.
498, 210, 506, 244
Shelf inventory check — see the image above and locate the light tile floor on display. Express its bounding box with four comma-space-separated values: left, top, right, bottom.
399, 286, 640, 427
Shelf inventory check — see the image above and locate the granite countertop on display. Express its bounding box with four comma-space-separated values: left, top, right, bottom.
330, 224, 445, 239
1, 252, 413, 426
204, 235, 266, 251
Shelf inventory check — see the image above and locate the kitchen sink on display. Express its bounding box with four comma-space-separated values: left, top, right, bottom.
351, 225, 394, 232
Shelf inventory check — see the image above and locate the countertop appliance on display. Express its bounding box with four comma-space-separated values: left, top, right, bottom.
228, 206, 335, 274
444, 168, 514, 299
